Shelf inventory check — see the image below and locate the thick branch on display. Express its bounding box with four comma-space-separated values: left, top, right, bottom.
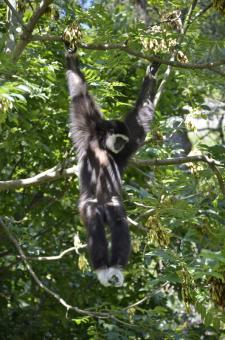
0, 164, 77, 191
0, 156, 224, 192
11, 0, 53, 61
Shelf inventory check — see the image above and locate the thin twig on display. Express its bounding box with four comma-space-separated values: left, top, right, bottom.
5, 245, 86, 261
183, 0, 198, 36
22, 247, 79, 261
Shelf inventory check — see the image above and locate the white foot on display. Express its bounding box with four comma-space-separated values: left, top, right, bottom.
107, 267, 124, 287
95, 268, 110, 287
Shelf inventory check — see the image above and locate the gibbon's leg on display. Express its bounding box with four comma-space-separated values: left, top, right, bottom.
80, 199, 110, 286
105, 197, 131, 287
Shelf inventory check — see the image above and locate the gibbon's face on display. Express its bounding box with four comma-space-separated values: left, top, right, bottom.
96, 119, 129, 153
105, 120, 129, 154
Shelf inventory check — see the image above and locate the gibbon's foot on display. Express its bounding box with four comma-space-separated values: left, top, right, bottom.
107, 267, 124, 287
95, 267, 124, 287
95, 268, 110, 287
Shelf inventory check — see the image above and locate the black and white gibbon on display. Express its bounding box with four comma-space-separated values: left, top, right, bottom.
65, 49, 160, 287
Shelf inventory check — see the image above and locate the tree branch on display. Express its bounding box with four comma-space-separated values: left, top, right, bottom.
29, 34, 225, 72
21, 247, 80, 261
132, 155, 224, 167
1, 156, 224, 193
13, 233, 87, 261
3, 248, 78, 261
11, 0, 53, 61
134, 155, 225, 196
0, 164, 77, 191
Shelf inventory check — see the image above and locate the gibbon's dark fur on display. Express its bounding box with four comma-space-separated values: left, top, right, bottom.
66, 52, 159, 271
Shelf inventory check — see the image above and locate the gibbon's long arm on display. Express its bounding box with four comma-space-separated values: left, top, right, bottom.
118, 62, 160, 167
65, 52, 103, 159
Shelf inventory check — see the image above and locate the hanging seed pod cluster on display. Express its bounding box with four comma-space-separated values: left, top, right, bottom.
177, 267, 195, 311
146, 215, 171, 248
209, 273, 225, 308
63, 23, 82, 52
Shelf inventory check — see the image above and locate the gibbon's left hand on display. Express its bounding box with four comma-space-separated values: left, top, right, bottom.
63, 23, 82, 53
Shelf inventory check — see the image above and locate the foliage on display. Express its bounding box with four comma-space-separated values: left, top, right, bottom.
0, 0, 225, 339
